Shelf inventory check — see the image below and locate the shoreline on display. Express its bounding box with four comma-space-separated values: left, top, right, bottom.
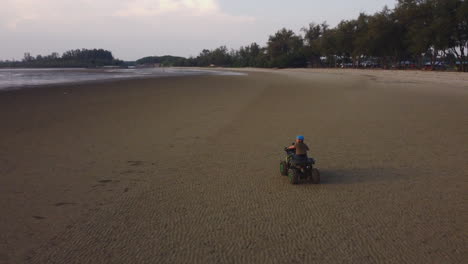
202, 67, 468, 84
0, 67, 246, 92
1, 67, 466, 93
0, 74, 202, 93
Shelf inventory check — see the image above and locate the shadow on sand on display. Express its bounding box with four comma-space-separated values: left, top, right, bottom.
315, 167, 409, 185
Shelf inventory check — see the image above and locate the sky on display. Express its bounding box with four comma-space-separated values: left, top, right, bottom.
0, 0, 397, 61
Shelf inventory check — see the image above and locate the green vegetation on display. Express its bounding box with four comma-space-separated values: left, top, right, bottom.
0, 49, 123, 68
136, 56, 186, 67
177, 0, 468, 71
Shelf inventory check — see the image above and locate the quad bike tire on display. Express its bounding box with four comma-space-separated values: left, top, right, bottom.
288, 168, 299, 184
311, 168, 320, 184
280, 161, 288, 176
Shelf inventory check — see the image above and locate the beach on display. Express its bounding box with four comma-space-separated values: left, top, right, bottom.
0, 69, 467, 263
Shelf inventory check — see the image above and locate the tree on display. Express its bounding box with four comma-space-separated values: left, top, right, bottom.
302, 22, 328, 67
431, 0, 468, 71
23, 52, 33, 62
395, 0, 435, 67
332, 20, 357, 66
366, 7, 408, 67
267, 28, 307, 68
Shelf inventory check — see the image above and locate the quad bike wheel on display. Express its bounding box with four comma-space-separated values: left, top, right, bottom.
311, 168, 320, 184
280, 161, 288, 176
288, 168, 299, 184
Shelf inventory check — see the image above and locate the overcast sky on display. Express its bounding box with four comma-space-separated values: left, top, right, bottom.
1, 0, 397, 61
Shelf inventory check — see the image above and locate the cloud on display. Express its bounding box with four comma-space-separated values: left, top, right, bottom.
0, 0, 257, 60
114, 0, 219, 17
1, 0, 254, 29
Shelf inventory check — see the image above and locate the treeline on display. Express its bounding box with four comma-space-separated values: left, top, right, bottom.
176, 0, 468, 71
0, 49, 123, 68
136, 55, 186, 66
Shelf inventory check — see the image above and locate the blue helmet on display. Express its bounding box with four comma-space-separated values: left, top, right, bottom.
296, 135, 305, 141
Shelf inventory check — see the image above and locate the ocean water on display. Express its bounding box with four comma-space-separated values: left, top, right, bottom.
0, 68, 246, 91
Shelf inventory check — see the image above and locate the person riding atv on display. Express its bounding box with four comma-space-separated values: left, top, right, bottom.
287, 135, 309, 159
280, 135, 320, 184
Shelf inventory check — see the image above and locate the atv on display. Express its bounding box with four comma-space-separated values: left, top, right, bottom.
280, 147, 320, 184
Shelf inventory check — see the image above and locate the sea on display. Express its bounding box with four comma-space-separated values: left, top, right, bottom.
0, 67, 246, 91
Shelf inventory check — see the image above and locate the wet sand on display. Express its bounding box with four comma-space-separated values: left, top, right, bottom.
0, 70, 467, 263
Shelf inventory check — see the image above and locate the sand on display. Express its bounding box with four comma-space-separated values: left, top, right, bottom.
0, 69, 467, 263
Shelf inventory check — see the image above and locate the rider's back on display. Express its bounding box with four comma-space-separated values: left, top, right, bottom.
294, 142, 309, 155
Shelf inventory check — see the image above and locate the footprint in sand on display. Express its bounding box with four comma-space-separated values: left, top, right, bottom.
127, 161, 143, 166
54, 202, 76, 207
98, 179, 112, 183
